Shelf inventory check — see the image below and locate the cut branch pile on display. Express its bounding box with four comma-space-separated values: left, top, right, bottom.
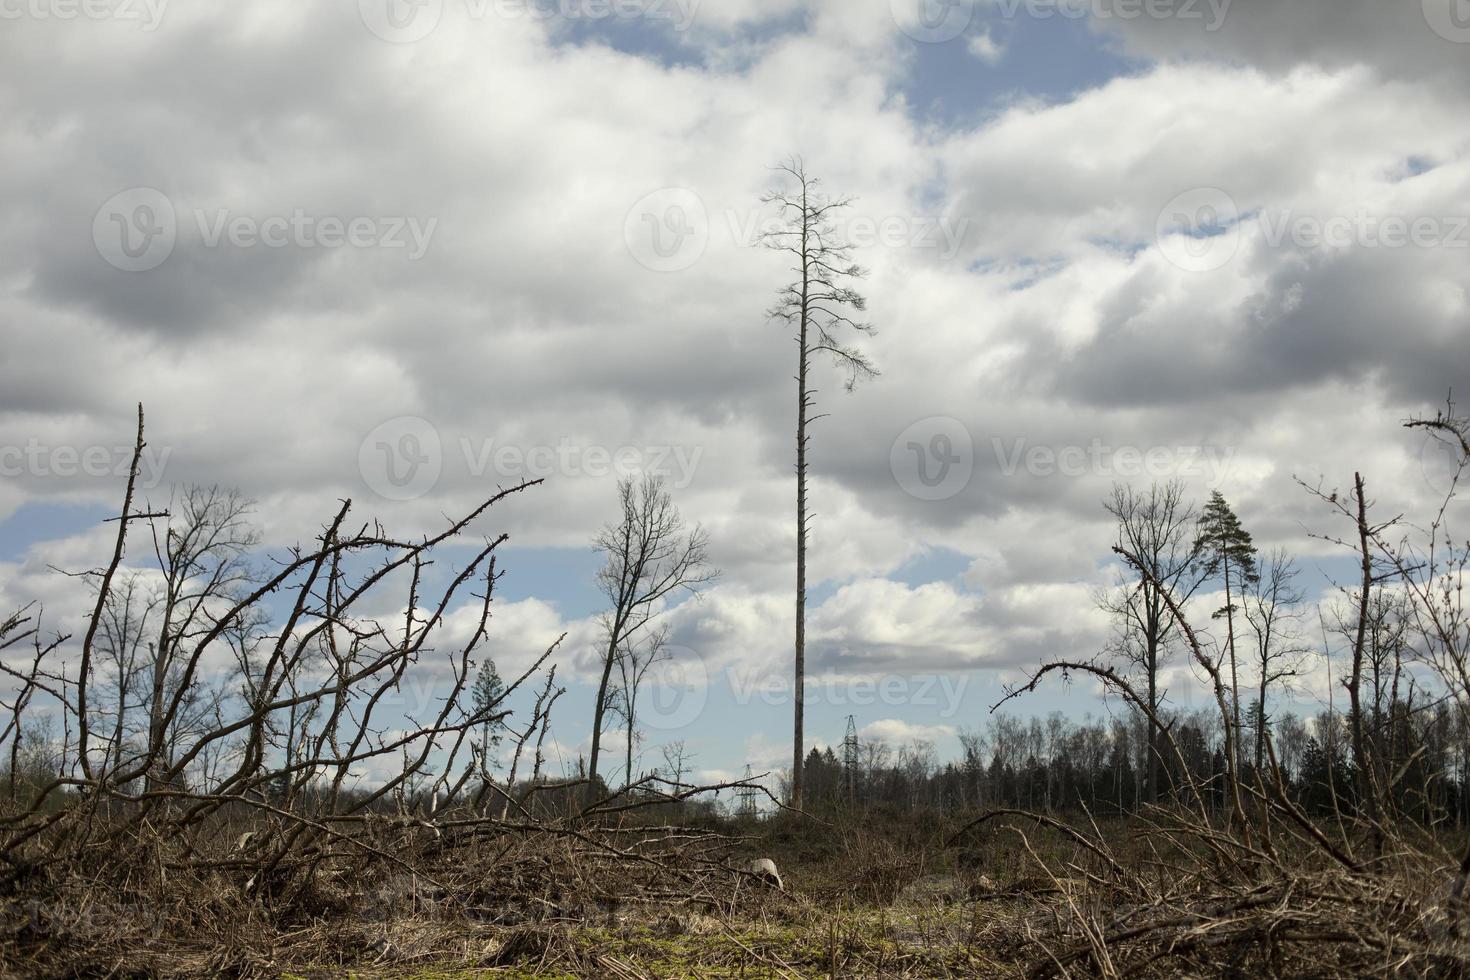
0, 409, 774, 977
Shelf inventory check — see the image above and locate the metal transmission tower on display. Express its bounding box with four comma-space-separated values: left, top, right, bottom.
737, 764, 760, 819
842, 715, 859, 804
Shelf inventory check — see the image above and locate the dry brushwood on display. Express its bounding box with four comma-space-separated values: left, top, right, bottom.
973, 408, 1470, 977
0, 408, 777, 977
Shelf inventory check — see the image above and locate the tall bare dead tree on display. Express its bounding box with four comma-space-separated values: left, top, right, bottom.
760, 158, 877, 807
587, 475, 715, 801
1098, 481, 1205, 804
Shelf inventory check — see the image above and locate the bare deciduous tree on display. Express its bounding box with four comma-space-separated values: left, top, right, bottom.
659, 738, 693, 787
760, 158, 877, 807
74, 484, 263, 791
610, 624, 670, 788
1098, 481, 1205, 803
587, 475, 715, 801
93, 572, 156, 782
1241, 547, 1307, 771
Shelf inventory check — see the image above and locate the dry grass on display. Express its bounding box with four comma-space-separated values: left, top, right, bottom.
4, 806, 1462, 978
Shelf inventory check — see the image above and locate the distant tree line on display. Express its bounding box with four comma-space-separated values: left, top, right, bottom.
792, 699, 1468, 827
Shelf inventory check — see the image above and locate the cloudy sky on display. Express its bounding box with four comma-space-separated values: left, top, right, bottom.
2, 0, 1468, 785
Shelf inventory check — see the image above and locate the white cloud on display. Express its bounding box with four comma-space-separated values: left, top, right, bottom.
966, 28, 1004, 64
859, 718, 957, 744
1, 0, 1467, 750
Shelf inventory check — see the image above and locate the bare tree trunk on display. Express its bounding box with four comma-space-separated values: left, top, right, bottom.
1256, 671, 1268, 773
77, 405, 148, 782
625, 690, 635, 789
758, 160, 876, 807
1349, 473, 1376, 831
587, 635, 618, 800
793, 194, 810, 809
1223, 547, 1240, 772
1146, 634, 1159, 805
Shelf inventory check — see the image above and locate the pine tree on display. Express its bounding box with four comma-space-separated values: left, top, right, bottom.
471, 658, 506, 776
1195, 490, 1258, 770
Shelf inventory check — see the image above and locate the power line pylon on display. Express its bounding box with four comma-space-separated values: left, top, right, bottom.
738, 763, 759, 818
842, 715, 859, 804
